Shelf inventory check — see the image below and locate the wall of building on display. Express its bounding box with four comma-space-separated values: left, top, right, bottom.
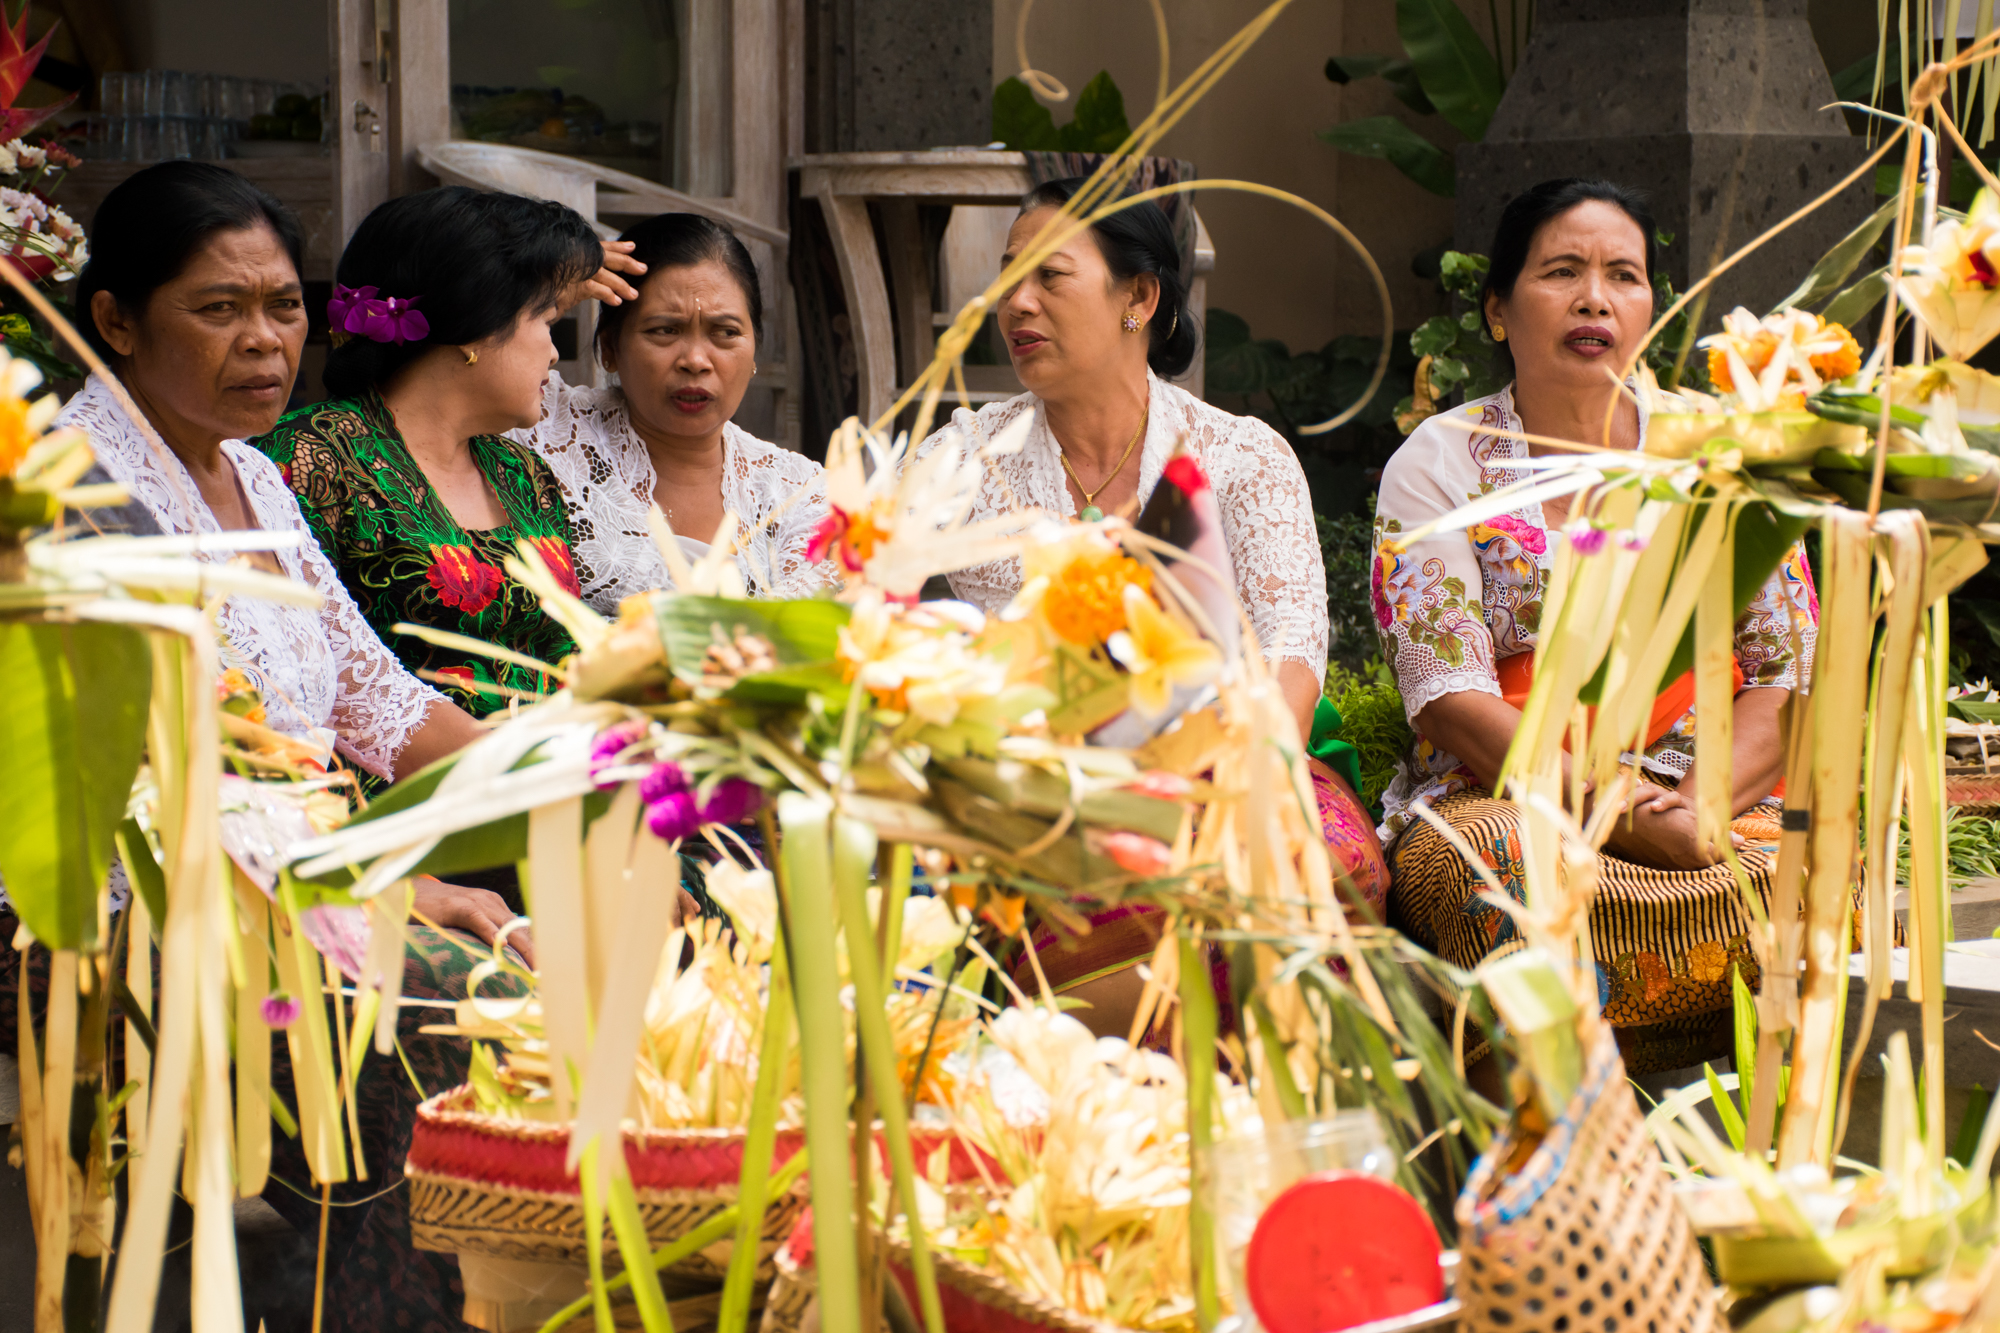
987, 0, 1465, 355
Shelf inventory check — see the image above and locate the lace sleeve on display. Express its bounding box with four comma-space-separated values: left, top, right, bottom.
1197, 413, 1329, 679
235, 437, 447, 779
1373, 427, 1503, 722
1735, 542, 1818, 691
765, 457, 837, 598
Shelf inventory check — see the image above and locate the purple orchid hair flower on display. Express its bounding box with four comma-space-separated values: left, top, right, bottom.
646, 790, 701, 843
701, 777, 763, 826
639, 761, 690, 804
332, 283, 428, 344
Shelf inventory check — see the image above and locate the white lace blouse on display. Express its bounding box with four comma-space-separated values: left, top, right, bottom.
54, 375, 446, 779
1371, 383, 1819, 841
513, 374, 835, 615
912, 373, 1329, 679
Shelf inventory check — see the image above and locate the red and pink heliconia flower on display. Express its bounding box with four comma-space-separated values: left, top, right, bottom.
425, 543, 504, 614
329, 283, 430, 345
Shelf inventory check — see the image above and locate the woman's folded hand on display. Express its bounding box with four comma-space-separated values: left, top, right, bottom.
1603, 786, 1743, 872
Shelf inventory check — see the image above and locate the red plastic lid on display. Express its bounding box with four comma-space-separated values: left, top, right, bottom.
1244, 1171, 1444, 1333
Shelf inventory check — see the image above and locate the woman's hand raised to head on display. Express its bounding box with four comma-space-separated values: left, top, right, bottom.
569, 239, 646, 309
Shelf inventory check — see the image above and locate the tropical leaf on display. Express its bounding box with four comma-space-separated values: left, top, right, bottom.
1317, 115, 1455, 196
1324, 54, 1437, 115
1060, 71, 1131, 153
0, 622, 150, 949
1769, 197, 1898, 315
992, 76, 1059, 151
1395, 0, 1504, 141
1819, 267, 1891, 331
655, 595, 851, 688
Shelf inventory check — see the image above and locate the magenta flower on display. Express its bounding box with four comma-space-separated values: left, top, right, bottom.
1566, 523, 1608, 556
639, 761, 690, 804
261, 991, 302, 1029
701, 777, 763, 825
327, 284, 376, 328
646, 791, 701, 842
329, 283, 429, 345
589, 721, 648, 787
1618, 529, 1648, 553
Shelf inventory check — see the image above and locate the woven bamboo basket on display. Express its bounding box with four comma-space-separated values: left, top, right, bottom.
406, 1085, 808, 1282
1453, 1022, 1720, 1333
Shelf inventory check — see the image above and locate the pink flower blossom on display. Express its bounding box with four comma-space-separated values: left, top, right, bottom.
646, 791, 701, 842
1566, 523, 1608, 556
639, 761, 690, 804
700, 777, 763, 825
1618, 529, 1648, 552
261, 992, 302, 1029
1123, 770, 1194, 800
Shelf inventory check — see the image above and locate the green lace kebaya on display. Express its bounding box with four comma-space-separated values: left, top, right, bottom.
255, 390, 580, 717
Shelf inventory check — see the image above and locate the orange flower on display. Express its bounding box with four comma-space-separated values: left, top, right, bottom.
1042, 547, 1153, 646
1705, 330, 1776, 394
1809, 319, 1862, 381
0, 389, 31, 474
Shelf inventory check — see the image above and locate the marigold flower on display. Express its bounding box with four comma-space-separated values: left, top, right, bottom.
1699, 308, 1860, 410
1041, 546, 1153, 646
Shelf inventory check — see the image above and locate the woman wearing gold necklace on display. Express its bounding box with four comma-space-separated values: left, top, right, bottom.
918, 178, 1331, 742
914, 180, 1384, 1037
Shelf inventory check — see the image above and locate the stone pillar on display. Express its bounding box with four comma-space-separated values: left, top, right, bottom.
803, 0, 993, 152
1455, 0, 1871, 323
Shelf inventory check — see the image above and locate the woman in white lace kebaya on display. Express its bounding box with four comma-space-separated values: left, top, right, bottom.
914, 179, 1388, 1037
1375, 179, 1820, 1075
514, 213, 832, 612
10, 162, 535, 1333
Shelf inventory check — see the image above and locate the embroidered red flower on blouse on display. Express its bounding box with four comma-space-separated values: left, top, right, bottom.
425, 544, 503, 614
432, 665, 478, 692
528, 535, 582, 597
1161, 453, 1209, 496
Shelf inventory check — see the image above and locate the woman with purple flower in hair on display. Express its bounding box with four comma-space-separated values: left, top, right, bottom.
253, 187, 602, 720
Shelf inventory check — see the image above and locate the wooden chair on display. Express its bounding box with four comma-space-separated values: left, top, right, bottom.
415, 141, 800, 450
790, 150, 1214, 429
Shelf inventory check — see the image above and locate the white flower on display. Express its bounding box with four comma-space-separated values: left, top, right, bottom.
15, 144, 47, 170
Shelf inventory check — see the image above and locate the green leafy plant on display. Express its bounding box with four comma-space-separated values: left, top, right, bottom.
1323, 661, 1412, 814
1319, 0, 1527, 197
1317, 505, 1383, 678
992, 71, 1132, 153
1897, 809, 2000, 888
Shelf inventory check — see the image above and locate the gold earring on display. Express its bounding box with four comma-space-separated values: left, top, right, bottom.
463, 348, 479, 366
1122, 312, 1142, 332
1491, 324, 1506, 343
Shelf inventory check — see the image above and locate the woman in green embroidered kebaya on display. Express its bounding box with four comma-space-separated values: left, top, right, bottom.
255, 187, 604, 714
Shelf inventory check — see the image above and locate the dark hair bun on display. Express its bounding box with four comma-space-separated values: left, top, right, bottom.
1020, 177, 1199, 379
594, 213, 764, 366
75, 161, 303, 364
323, 187, 602, 399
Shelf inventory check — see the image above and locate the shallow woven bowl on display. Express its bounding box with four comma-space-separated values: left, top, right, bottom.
406, 1084, 808, 1282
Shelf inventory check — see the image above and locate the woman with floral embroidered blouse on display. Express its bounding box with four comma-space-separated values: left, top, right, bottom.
255, 187, 602, 715
1374, 178, 1819, 1076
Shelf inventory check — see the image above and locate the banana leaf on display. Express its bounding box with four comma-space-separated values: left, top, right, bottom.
0, 622, 151, 949
931, 777, 1121, 888
654, 595, 850, 692
294, 744, 612, 890
935, 755, 1185, 842
1316, 116, 1454, 197
1769, 197, 1900, 315
1578, 500, 1806, 705
1395, 0, 1503, 141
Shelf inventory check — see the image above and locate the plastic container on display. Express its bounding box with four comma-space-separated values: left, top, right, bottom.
1196, 1111, 1398, 1329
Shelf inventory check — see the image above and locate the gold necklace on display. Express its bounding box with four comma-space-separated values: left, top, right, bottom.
1059, 411, 1146, 522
